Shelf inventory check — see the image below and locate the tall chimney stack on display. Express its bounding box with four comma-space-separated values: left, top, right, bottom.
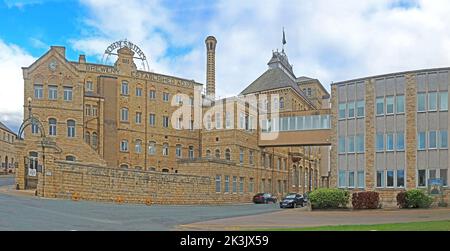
205, 36, 217, 99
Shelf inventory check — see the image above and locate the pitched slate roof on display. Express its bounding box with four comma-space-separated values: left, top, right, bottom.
0, 121, 15, 135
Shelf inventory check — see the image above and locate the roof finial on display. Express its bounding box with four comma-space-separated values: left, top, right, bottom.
282, 27, 286, 53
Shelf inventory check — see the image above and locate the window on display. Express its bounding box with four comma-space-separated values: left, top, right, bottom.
48, 85, 58, 100
120, 108, 129, 122
386, 96, 394, 114
206, 115, 211, 130
386, 133, 394, 151
225, 112, 232, 129
376, 170, 384, 188
429, 92, 437, 111
273, 97, 278, 109
149, 90, 156, 99
239, 177, 244, 193
348, 102, 355, 118
277, 158, 281, 170
34, 84, 43, 99
163, 92, 170, 102
92, 132, 98, 149
396, 95, 405, 113
162, 143, 169, 156
239, 148, 244, 164
279, 97, 285, 109
85, 105, 91, 116
188, 146, 194, 159
418, 132, 426, 150
338, 170, 346, 188
357, 171, 365, 188
120, 164, 129, 169
67, 120, 75, 138
418, 170, 426, 187
48, 118, 57, 136
66, 156, 76, 162
63, 87, 73, 101
161, 168, 169, 173
440, 131, 448, 149
440, 169, 448, 186
347, 136, 355, 153
215, 175, 221, 193
356, 134, 364, 153
429, 131, 437, 149
225, 149, 231, 161
348, 171, 355, 188
307, 88, 312, 96
205, 149, 211, 158
339, 136, 346, 154
163, 116, 169, 128
417, 93, 426, 112
376, 133, 384, 152
397, 133, 405, 151
176, 144, 182, 158
135, 112, 142, 124
224, 176, 230, 193
397, 170, 405, 188
338, 103, 346, 119
215, 149, 220, 159
31, 120, 39, 134
149, 113, 155, 126
92, 106, 98, 117
121, 81, 129, 95
387, 170, 394, 187
148, 141, 156, 155
86, 81, 93, 92
429, 169, 437, 180
120, 140, 128, 152
439, 92, 448, 111
136, 87, 142, 97
239, 112, 245, 129
356, 100, 365, 117
376, 97, 384, 115
215, 113, 222, 129
249, 150, 254, 165
135, 140, 142, 153
249, 178, 254, 193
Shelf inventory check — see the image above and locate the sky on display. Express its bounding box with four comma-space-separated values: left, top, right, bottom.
1, 0, 450, 132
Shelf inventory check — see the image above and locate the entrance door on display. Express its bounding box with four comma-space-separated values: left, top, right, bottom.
25, 152, 38, 189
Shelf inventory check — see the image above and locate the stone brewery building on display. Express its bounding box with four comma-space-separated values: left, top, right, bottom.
0, 121, 17, 174
13, 34, 449, 205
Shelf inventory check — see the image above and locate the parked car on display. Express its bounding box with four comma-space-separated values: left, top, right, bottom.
279, 193, 306, 208
253, 193, 277, 204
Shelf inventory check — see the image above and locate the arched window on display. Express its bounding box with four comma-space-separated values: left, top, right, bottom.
225, 149, 231, 161
85, 132, 90, 145
273, 97, 279, 109
188, 146, 194, 159
48, 118, 57, 136
215, 149, 221, 159
148, 167, 156, 171
66, 155, 76, 162
120, 140, 128, 152
135, 139, 142, 153
120, 164, 129, 169
279, 97, 285, 109
67, 120, 76, 138
31, 119, 39, 134
92, 132, 98, 149
206, 149, 211, 159
162, 168, 169, 173
163, 143, 169, 156
148, 141, 156, 155
120, 108, 129, 121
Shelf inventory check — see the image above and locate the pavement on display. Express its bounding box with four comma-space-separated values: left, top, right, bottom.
0, 176, 280, 231
179, 207, 450, 230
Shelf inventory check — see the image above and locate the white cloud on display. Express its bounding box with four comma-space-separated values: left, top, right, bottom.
73, 0, 450, 97
0, 39, 36, 132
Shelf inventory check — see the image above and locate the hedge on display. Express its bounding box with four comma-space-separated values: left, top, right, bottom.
309, 188, 350, 209
397, 189, 433, 209
352, 191, 380, 209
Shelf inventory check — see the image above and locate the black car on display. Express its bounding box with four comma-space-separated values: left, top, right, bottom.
253, 193, 277, 204
279, 193, 306, 208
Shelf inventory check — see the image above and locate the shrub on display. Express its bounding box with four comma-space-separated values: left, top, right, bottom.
396, 191, 407, 208
352, 191, 380, 209
309, 188, 350, 209
397, 189, 433, 209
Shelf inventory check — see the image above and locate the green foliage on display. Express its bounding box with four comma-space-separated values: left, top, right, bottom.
397, 189, 433, 208
309, 188, 350, 209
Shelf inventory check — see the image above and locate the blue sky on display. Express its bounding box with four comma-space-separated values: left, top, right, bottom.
1, 0, 450, 132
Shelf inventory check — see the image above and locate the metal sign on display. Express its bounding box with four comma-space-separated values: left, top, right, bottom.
28, 168, 37, 177
102, 39, 150, 71
428, 178, 443, 196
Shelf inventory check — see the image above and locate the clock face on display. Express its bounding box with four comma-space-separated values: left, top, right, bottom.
49, 60, 58, 71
